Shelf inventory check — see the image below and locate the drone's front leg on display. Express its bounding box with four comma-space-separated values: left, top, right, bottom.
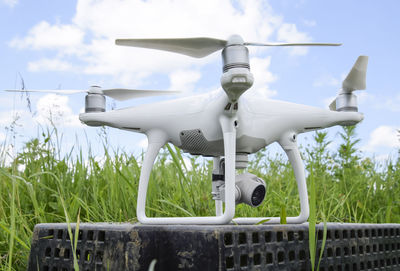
218, 114, 237, 221
136, 129, 168, 223
136, 117, 237, 224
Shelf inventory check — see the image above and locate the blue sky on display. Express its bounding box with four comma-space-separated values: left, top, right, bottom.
0, 0, 399, 162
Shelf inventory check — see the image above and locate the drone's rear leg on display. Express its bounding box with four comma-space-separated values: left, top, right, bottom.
136, 130, 168, 222
278, 132, 309, 223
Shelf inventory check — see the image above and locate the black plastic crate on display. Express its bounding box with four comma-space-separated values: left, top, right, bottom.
28, 223, 400, 270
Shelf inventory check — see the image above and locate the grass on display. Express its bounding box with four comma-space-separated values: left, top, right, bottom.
0, 126, 399, 270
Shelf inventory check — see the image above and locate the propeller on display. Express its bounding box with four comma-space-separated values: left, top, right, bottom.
329, 98, 337, 111
5, 86, 180, 101
116, 37, 228, 58
115, 35, 341, 58
342, 55, 368, 92
329, 56, 369, 111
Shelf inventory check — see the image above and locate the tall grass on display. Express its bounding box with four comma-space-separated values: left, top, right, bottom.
0, 126, 399, 270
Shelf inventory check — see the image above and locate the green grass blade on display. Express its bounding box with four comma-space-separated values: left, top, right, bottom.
73, 209, 81, 269
0, 223, 29, 250
58, 188, 79, 271
7, 175, 16, 271
255, 218, 271, 225
308, 166, 316, 271
166, 144, 195, 215
280, 205, 287, 224
158, 199, 194, 217
317, 219, 328, 271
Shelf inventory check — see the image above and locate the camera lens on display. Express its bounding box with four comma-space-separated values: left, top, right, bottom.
251, 185, 266, 207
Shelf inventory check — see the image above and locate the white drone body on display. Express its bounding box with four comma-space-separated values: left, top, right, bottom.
7, 35, 368, 225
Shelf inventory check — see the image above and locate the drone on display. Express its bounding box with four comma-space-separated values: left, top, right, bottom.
6, 35, 368, 225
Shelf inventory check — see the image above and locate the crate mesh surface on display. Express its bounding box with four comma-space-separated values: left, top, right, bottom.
34, 226, 108, 270
28, 223, 400, 271
221, 224, 400, 271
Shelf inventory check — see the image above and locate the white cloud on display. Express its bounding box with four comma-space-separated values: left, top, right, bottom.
0, 132, 5, 142
277, 23, 312, 55
34, 94, 82, 127
363, 126, 400, 152
169, 70, 201, 92
0, 144, 15, 166
183, 155, 193, 171
9, 21, 84, 52
72, 0, 278, 40
2, 0, 17, 7
28, 58, 74, 72
374, 153, 390, 163
0, 110, 29, 126
244, 56, 277, 99
71, 0, 284, 86
9, 0, 311, 87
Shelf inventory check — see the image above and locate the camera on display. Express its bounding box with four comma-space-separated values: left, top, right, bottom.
220, 173, 266, 207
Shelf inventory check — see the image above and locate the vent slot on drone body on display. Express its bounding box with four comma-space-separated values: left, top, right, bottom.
179, 130, 266, 156
179, 129, 212, 155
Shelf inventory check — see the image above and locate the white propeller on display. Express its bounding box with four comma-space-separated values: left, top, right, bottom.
342, 55, 369, 92
5, 89, 84, 94
115, 36, 341, 58
5, 86, 180, 101
329, 99, 337, 111
116, 37, 228, 58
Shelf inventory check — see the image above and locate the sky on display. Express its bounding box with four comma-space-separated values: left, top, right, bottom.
0, 0, 399, 163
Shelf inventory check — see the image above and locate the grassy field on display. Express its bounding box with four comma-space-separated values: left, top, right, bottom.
0, 126, 399, 270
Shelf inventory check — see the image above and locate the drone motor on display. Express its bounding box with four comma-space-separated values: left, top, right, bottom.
85, 86, 106, 113
220, 35, 254, 102
334, 93, 358, 112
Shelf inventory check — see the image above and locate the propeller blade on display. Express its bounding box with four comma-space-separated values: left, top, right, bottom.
115, 37, 227, 58
5, 88, 180, 101
5, 89, 85, 94
102, 88, 180, 101
329, 99, 337, 111
244, 42, 342, 47
342, 56, 369, 91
